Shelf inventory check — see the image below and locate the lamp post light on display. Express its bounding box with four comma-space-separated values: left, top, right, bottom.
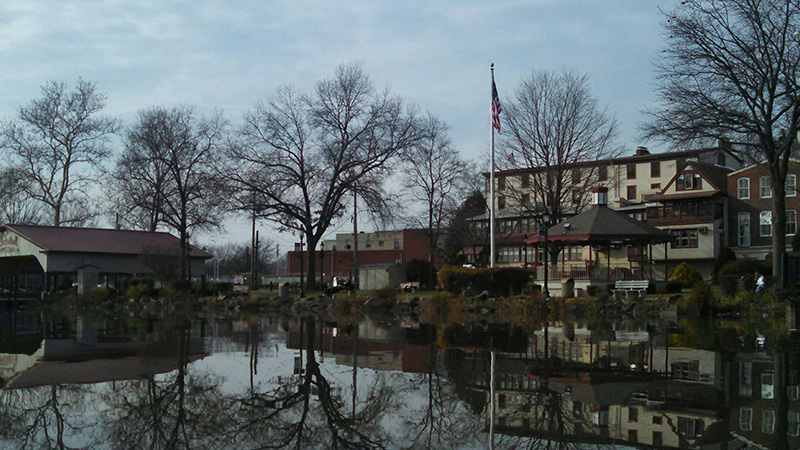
541, 209, 551, 299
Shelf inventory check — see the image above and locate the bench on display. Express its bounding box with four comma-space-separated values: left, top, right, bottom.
612, 280, 649, 302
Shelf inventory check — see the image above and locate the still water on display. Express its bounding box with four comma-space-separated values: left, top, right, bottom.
0, 307, 796, 449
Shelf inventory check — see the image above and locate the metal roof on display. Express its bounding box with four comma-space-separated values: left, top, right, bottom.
3, 225, 213, 258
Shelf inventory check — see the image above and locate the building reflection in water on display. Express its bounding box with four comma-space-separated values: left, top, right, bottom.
0, 308, 797, 450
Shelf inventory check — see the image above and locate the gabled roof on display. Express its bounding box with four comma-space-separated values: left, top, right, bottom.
2, 225, 213, 258
654, 161, 732, 201
727, 158, 800, 176
527, 205, 674, 245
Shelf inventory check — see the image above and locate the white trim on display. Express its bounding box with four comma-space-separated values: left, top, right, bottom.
760, 176, 772, 199
788, 174, 797, 197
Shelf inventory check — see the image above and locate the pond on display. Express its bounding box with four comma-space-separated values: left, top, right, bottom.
0, 306, 796, 449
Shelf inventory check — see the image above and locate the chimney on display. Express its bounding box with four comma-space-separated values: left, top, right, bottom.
635, 146, 650, 156
591, 186, 608, 207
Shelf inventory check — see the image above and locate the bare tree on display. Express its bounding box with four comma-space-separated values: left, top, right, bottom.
0, 168, 45, 225
501, 69, 618, 267
0, 79, 118, 226
108, 108, 175, 232
400, 114, 470, 279
203, 240, 277, 278
442, 190, 488, 266
118, 106, 228, 280
642, 0, 800, 282
225, 63, 421, 289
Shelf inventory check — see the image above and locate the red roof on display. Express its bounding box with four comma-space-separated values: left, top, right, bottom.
3, 225, 213, 258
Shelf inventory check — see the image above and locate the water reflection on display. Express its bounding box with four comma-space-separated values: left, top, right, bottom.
0, 308, 796, 449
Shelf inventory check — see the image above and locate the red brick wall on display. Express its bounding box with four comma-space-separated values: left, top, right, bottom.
727, 162, 800, 248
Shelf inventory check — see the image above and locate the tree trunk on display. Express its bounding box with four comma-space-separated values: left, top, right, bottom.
772, 165, 787, 285
53, 204, 60, 227
306, 234, 317, 291
180, 227, 189, 281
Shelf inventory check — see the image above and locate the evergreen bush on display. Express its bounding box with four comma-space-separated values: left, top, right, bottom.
438, 266, 530, 297
669, 262, 703, 288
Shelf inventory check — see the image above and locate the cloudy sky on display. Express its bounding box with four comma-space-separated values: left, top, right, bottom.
0, 0, 681, 247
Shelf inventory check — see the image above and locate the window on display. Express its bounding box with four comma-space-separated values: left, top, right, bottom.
572, 189, 580, 204
789, 174, 797, 197
739, 407, 753, 431
670, 229, 699, 249
762, 408, 775, 434
393, 239, 400, 249
627, 164, 636, 179
598, 165, 608, 181
521, 193, 530, 206
740, 361, 753, 397
627, 430, 638, 442
738, 212, 751, 247
572, 169, 580, 184
499, 220, 517, 234
378, 240, 384, 247
628, 407, 638, 422
346, 239, 352, 250
652, 416, 662, 425
520, 174, 530, 188
498, 175, 506, 191
651, 183, 661, 190
671, 361, 700, 380
652, 432, 663, 446
676, 173, 702, 191
789, 385, 800, 401
760, 211, 772, 237
627, 185, 637, 201
789, 210, 797, 235
651, 161, 660, 177
738, 178, 750, 199
560, 246, 583, 261
790, 412, 800, 437
760, 176, 772, 198
498, 196, 506, 210
497, 247, 520, 263
678, 417, 704, 438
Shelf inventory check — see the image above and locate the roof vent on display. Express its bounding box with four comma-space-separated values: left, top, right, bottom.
635, 146, 650, 156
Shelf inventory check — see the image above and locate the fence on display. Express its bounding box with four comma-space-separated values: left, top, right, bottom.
533, 262, 655, 281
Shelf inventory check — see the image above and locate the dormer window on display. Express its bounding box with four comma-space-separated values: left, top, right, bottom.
676, 173, 702, 191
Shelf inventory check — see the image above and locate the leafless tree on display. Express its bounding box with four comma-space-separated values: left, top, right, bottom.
116, 106, 228, 280
500, 69, 618, 267
225, 63, 421, 289
0, 168, 46, 225
108, 108, 175, 232
442, 190, 488, 266
642, 0, 800, 281
0, 79, 118, 227
400, 114, 471, 277
203, 240, 277, 278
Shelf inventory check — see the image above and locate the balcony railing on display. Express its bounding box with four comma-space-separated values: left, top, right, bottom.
532, 262, 656, 281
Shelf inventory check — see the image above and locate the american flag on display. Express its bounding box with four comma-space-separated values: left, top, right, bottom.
491, 75, 502, 132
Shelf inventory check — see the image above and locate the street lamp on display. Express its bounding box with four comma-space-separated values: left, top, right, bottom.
540, 209, 551, 299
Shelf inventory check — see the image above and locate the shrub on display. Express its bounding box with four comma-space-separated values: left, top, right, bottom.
522, 281, 542, 296
678, 282, 715, 316
665, 280, 684, 294
717, 259, 771, 296
712, 247, 737, 282
437, 266, 530, 297
126, 283, 150, 299
586, 285, 602, 297
89, 287, 111, 302
167, 279, 192, 295
669, 262, 703, 288
373, 285, 397, 301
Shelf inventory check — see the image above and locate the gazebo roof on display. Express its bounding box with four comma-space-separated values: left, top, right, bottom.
526, 205, 674, 246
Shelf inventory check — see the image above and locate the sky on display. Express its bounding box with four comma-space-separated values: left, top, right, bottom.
0, 0, 681, 250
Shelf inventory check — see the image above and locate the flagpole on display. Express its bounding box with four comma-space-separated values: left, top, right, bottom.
489, 63, 496, 268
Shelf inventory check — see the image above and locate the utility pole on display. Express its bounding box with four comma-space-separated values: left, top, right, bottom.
352, 192, 359, 295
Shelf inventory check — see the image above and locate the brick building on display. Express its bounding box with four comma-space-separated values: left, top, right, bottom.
726, 160, 800, 261
286, 228, 436, 282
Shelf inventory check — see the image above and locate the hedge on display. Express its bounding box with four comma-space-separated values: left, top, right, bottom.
437, 266, 531, 297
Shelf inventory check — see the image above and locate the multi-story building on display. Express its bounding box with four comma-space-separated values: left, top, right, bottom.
286, 228, 436, 282
476, 144, 742, 279
726, 160, 800, 262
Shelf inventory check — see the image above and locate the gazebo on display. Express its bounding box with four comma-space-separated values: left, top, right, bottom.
526, 187, 675, 283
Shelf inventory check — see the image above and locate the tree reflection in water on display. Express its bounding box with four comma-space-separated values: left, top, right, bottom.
227, 317, 393, 449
